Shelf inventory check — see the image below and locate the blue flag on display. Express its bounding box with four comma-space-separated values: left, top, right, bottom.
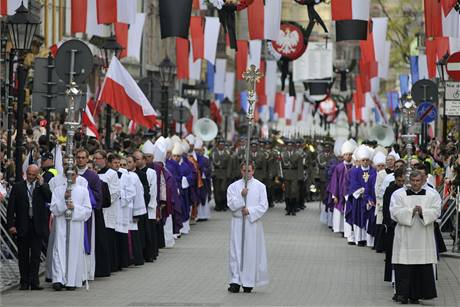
206, 61, 215, 93
410, 56, 419, 85
240, 91, 248, 113
399, 74, 410, 95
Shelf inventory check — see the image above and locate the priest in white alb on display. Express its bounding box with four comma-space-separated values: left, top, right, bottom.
390, 170, 441, 304
227, 161, 269, 293
50, 168, 92, 291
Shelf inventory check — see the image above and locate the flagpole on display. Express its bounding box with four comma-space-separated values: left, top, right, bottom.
240, 65, 263, 272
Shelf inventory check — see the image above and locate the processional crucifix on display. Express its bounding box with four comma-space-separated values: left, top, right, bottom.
240, 64, 263, 271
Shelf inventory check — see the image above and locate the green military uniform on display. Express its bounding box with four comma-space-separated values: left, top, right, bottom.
211, 141, 232, 211
295, 140, 307, 210
267, 144, 283, 205
303, 146, 317, 202
282, 141, 303, 216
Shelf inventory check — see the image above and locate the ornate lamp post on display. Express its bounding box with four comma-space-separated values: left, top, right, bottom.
159, 57, 175, 136
436, 57, 448, 141
6, 2, 41, 182
101, 35, 123, 149
220, 97, 233, 141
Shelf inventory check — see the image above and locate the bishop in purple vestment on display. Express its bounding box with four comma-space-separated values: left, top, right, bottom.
346, 145, 377, 246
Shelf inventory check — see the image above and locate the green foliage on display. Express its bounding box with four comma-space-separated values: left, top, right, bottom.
374, 0, 424, 70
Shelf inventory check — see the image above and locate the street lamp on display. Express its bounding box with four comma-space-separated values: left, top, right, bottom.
436, 55, 448, 141
7, 2, 40, 51
221, 97, 233, 141
101, 35, 123, 149
101, 35, 123, 68
159, 56, 175, 136
7, 2, 41, 182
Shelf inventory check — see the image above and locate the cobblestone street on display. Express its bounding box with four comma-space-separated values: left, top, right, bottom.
2, 202, 459, 307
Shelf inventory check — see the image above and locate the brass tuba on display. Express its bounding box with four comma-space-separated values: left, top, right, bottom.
369, 124, 395, 147
193, 118, 218, 142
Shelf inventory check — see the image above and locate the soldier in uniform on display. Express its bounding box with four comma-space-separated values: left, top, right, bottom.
263, 140, 276, 208
282, 140, 303, 216
211, 139, 231, 211
269, 140, 284, 204
251, 140, 271, 206
295, 140, 307, 210
229, 138, 246, 183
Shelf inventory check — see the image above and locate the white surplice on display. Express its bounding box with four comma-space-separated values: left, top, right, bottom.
128, 171, 147, 230
46, 175, 88, 281
50, 184, 92, 287
145, 168, 158, 220
374, 169, 388, 224
99, 168, 121, 230
118, 168, 136, 233
390, 188, 441, 265
227, 178, 269, 288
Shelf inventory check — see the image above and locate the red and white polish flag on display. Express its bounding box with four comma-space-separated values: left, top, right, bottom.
71, 0, 106, 36
115, 13, 146, 60
82, 86, 100, 138
97, 0, 136, 25
82, 103, 99, 138
128, 120, 137, 135
192, 0, 207, 10
331, 0, 370, 41
0, 0, 26, 16
247, 0, 282, 41
98, 57, 159, 128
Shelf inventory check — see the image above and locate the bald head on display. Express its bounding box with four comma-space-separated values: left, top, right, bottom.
26, 165, 39, 183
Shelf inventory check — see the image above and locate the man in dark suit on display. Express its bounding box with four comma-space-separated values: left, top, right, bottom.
7, 164, 52, 290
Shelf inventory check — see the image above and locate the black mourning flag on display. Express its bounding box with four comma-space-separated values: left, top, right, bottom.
336, 20, 368, 42
159, 0, 193, 39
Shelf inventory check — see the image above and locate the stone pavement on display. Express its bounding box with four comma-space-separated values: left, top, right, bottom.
2, 202, 459, 307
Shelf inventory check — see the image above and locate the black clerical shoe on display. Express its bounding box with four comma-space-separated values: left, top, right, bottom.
52, 283, 64, 291
357, 241, 366, 247
65, 286, 76, 291
398, 296, 408, 304
30, 285, 44, 290
228, 283, 240, 293
291, 212, 296, 216
392, 294, 399, 301
19, 284, 29, 290
285, 212, 291, 216
347, 242, 356, 246
408, 299, 419, 304
45, 278, 52, 283
243, 287, 253, 293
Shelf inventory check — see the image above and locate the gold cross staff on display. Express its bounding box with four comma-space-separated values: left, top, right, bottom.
243, 64, 263, 93
242, 65, 263, 120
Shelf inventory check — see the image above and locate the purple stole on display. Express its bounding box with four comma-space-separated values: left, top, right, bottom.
81, 169, 102, 255
150, 162, 183, 233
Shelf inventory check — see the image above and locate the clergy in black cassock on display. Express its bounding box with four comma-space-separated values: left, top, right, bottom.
381, 168, 405, 282
76, 149, 111, 278
390, 171, 441, 304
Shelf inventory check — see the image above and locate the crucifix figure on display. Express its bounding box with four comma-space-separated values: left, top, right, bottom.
242, 64, 263, 120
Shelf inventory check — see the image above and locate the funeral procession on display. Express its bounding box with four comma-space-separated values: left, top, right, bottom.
0, 0, 460, 306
